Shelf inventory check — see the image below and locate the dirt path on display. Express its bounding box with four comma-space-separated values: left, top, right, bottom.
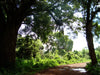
33, 62, 90, 75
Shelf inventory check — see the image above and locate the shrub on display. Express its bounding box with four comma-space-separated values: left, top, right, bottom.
16, 35, 43, 59
86, 62, 100, 75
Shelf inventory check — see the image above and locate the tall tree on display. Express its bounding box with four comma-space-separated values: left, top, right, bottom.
85, 0, 97, 65
73, 0, 100, 65
0, 0, 36, 68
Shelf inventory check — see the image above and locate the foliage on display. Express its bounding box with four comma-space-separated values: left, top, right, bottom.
96, 46, 100, 52
54, 32, 73, 52
95, 51, 100, 59
85, 47, 100, 75
92, 22, 100, 39
0, 48, 91, 75
0, 59, 35, 75
80, 49, 90, 59
18, 0, 75, 41
86, 62, 100, 75
33, 12, 54, 42
16, 35, 43, 59
45, 31, 73, 54
95, 46, 100, 59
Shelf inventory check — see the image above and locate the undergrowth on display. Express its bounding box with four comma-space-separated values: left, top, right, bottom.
0, 51, 90, 75
86, 59, 100, 75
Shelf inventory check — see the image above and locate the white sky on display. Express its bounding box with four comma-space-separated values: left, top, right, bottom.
71, 33, 100, 51
72, 33, 87, 51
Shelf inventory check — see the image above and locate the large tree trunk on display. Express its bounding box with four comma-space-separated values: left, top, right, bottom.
86, 22, 97, 65
0, 23, 19, 68
0, 0, 36, 68
0, 5, 21, 68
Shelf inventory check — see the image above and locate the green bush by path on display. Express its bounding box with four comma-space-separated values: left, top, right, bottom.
86, 59, 100, 75
85, 47, 100, 75
86, 62, 100, 75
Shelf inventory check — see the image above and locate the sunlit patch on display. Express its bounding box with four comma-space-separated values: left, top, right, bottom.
72, 68, 87, 73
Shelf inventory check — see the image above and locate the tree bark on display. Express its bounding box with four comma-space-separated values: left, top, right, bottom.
0, 0, 36, 68
86, 0, 97, 65
0, 23, 19, 68
86, 22, 97, 65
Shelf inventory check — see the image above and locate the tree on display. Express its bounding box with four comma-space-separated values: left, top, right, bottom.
0, 0, 37, 68
0, 0, 75, 68
73, 0, 100, 65
85, 0, 97, 65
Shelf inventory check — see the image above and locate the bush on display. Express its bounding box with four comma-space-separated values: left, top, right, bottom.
86, 62, 100, 75
16, 35, 43, 59
0, 59, 35, 75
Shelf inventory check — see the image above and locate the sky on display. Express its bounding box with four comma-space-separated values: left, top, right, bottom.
72, 33, 87, 51
71, 32, 100, 51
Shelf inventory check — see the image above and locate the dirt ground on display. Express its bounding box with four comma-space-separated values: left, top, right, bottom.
33, 62, 90, 75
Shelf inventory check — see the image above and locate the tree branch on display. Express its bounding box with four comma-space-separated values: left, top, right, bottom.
16, 0, 36, 28
17, 0, 36, 19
